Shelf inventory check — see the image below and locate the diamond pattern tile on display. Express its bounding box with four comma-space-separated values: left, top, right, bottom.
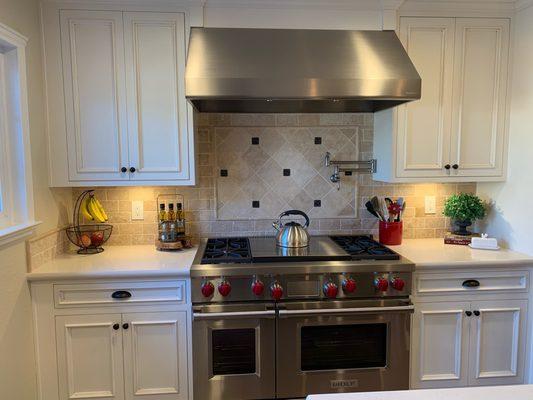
215, 123, 359, 220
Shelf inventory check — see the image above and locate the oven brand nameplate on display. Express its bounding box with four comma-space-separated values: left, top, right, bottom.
330, 379, 359, 389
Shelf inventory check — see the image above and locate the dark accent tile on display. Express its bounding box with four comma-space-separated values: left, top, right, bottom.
220, 169, 228, 177
314, 137, 322, 145
251, 137, 260, 145
344, 171, 353, 176
252, 200, 260, 208
314, 200, 322, 207
283, 169, 291, 176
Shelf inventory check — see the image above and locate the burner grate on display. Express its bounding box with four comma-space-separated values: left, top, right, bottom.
201, 237, 252, 264
329, 235, 400, 260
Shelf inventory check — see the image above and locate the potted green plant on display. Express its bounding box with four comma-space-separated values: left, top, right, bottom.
443, 193, 486, 236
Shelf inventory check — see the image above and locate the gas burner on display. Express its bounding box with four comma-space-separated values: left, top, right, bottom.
329, 235, 400, 260
201, 237, 252, 264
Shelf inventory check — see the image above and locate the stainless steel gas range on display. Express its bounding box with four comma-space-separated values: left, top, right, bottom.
191, 235, 415, 400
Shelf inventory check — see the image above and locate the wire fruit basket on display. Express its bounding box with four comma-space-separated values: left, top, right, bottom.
66, 190, 113, 254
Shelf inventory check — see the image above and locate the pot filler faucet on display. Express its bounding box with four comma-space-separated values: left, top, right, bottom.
324, 152, 377, 189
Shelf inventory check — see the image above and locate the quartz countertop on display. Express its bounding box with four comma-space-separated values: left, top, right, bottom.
27, 245, 199, 281
389, 239, 533, 269
307, 384, 533, 400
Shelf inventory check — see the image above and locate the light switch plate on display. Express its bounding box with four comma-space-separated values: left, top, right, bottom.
132, 200, 144, 220
424, 196, 436, 214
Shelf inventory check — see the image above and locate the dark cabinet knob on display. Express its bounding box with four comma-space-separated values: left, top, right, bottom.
113, 323, 120, 330
112, 290, 132, 299
462, 279, 480, 288
444, 164, 451, 170
121, 167, 127, 173
465, 311, 472, 317
473, 310, 480, 316
452, 164, 459, 170
122, 323, 129, 330
129, 167, 136, 173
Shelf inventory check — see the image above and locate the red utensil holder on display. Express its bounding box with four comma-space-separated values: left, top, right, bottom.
379, 221, 403, 245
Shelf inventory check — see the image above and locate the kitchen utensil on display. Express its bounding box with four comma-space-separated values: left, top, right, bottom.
381, 197, 390, 222
272, 210, 310, 248
370, 196, 385, 221
365, 200, 382, 220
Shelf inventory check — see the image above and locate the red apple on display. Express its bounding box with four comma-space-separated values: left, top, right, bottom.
90, 231, 104, 246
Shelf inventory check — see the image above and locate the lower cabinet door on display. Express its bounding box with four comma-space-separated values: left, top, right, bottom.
411, 302, 470, 388
122, 312, 188, 400
55, 314, 125, 400
468, 300, 527, 386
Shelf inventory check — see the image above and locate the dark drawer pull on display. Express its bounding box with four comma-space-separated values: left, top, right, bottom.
465, 311, 472, 317
462, 279, 480, 288
112, 290, 132, 299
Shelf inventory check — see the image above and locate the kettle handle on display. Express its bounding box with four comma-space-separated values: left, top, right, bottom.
279, 210, 310, 228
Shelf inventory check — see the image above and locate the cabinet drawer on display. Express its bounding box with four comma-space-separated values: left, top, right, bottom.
416, 270, 528, 295
54, 281, 185, 308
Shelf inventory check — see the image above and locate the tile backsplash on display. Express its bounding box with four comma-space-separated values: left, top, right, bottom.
75, 113, 476, 245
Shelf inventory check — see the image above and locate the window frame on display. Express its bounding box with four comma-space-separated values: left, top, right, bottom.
0, 22, 40, 247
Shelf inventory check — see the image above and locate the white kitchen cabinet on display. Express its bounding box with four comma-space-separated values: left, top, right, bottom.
31, 278, 192, 400
56, 311, 189, 400
374, 17, 510, 182
411, 302, 470, 388
55, 314, 125, 400
45, 8, 195, 186
411, 266, 529, 390
123, 312, 189, 400
59, 10, 129, 182
124, 13, 192, 182
450, 18, 510, 178
395, 17, 455, 179
468, 300, 527, 386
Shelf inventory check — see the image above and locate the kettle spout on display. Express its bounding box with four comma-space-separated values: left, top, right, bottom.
272, 221, 281, 231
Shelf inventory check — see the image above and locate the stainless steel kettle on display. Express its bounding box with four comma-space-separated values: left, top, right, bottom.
272, 210, 310, 248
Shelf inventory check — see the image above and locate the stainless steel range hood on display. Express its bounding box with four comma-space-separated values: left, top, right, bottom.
185, 28, 421, 113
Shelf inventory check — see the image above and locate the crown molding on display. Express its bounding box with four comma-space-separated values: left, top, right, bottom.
203, 0, 403, 11
401, 0, 516, 11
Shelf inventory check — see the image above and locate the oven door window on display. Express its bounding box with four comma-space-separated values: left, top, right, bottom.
301, 323, 387, 371
212, 328, 256, 375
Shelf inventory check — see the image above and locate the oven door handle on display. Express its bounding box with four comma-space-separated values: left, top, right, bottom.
193, 310, 276, 320
278, 305, 415, 317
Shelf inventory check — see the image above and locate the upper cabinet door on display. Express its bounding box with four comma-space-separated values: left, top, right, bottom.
60, 10, 129, 181
450, 18, 510, 177
124, 12, 192, 182
396, 17, 455, 178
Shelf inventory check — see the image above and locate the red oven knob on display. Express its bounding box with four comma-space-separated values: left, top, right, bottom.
201, 281, 215, 298
218, 280, 232, 297
270, 282, 283, 301
342, 278, 357, 293
391, 277, 405, 291
375, 277, 389, 292
323, 282, 338, 299
251, 279, 265, 296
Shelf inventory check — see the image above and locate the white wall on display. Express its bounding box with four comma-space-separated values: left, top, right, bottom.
0, 0, 71, 397
477, 4, 533, 256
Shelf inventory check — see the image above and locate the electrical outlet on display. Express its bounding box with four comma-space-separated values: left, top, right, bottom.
424, 196, 436, 214
132, 200, 144, 220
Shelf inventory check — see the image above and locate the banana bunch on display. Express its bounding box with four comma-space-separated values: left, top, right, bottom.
81, 194, 109, 223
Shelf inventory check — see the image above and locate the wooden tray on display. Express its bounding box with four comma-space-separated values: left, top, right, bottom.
156, 236, 193, 251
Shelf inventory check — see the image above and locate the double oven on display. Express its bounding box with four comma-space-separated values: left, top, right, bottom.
191, 236, 414, 400
193, 296, 412, 399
